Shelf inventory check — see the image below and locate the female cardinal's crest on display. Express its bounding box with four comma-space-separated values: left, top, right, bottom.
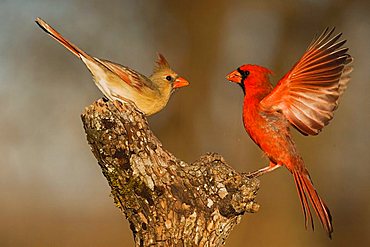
153, 53, 171, 73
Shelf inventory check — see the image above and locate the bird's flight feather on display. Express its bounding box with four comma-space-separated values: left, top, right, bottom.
261, 28, 353, 135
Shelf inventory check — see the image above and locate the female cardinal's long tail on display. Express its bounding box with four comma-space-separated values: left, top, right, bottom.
35, 18, 89, 59
292, 169, 333, 238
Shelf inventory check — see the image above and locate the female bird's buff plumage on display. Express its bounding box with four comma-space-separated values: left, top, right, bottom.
227, 28, 353, 238
35, 18, 189, 115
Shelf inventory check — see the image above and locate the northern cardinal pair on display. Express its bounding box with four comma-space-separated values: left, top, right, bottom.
36, 18, 352, 238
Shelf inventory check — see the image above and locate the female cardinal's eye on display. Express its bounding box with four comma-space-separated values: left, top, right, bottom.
165, 75, 172, 81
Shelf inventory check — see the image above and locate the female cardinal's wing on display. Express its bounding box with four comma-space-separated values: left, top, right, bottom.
260, 28, 353, 136
95, 58, 156, 91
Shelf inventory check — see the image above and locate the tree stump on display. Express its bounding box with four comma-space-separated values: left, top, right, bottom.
81, 99, 260, 247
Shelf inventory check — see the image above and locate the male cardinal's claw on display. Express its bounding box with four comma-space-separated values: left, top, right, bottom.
246, 169, 267, 178
245, 170, 261, 178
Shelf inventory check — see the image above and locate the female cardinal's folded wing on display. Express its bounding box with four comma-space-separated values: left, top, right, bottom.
260, 28, 353, 136
96, 58, 155, 91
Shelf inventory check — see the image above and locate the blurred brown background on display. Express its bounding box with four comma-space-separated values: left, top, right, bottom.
1, 0, 369, 246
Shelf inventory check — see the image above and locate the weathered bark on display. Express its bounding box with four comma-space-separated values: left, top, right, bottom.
81, 99, 260, 247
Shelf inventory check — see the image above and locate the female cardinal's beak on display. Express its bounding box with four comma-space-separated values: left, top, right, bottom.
226, 70, 242, 83
173, 77, 189, 89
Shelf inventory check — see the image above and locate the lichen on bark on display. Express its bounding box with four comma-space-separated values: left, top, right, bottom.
81, 99, 260, 246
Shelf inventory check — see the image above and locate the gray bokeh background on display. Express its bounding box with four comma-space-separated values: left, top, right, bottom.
1, 0, 369, 246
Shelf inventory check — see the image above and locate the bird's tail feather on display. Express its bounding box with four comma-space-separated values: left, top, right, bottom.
35, 17, 88, 59
293, 170, 333, 238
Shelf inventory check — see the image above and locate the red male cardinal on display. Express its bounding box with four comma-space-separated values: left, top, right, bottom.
35, 18, 189, 115
226, 28, 353, 238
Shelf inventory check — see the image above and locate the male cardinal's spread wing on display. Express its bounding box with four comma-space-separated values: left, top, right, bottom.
260, 28, 353, 135
96, 58, 155, 91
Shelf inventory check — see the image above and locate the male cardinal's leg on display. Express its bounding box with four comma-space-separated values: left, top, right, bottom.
246, 162, 281, 178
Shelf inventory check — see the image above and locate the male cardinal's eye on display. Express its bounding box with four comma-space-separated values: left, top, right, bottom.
237, 68, 250, 79
165, 76, 172, 81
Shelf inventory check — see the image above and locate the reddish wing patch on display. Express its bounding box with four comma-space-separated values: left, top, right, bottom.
97, 59, 154, 91
261, 28, 353, 135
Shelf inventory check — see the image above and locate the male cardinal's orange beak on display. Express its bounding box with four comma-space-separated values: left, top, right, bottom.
173, 77, 189, 89
226, 70, 242, 83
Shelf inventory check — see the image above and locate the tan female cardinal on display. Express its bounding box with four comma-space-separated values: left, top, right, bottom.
226, 28, 353, 238
35, 18, 189, 115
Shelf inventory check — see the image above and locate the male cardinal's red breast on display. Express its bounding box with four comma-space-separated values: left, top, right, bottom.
226, 28, 353, 238
35, 18, 189, 115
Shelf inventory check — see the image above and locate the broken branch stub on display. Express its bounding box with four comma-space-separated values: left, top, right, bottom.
81, 99, 260, 246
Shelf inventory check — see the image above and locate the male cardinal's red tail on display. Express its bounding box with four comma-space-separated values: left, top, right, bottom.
35, 18, 88, 58
293, 170, 333, 238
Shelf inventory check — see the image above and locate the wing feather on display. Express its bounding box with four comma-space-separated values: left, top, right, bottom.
261, 28, 353, 135
95, 58, 155, 91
